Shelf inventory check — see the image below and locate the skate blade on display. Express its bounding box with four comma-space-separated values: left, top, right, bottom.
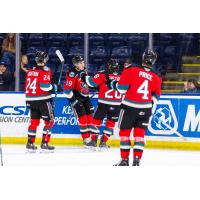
40, 149, 55, 154
84, 146, 99, 151
98, 147, 110, 152
26, 149, 37, 153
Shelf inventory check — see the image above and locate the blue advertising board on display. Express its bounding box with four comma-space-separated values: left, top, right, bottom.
52, 94, 200, 139
1, 93, 200, 139
147, 94, 200, 138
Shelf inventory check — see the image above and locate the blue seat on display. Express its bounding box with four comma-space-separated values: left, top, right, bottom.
47, 33, 66, 47
48, 33, 67, 40
28, 33, 44, 47
178, 33, 196, 41
177, 41, 196, 55
90, 46, 107, 57
128, 33, 148, 41
20, 33, 30, 39
48, 47, 65, 56
26, 46, 46, 55
85, 64, 99, 75
108, 33, 128, 41
29, 33, 43, 39
159, 33, 175, 41
163, 46, 177, 56
111, 46, 131, 57
131, 42, 145, 54
68, 46, 84, 56
69, 33, 84, 40
89, 56, 107, 66
89, 33, 105, 40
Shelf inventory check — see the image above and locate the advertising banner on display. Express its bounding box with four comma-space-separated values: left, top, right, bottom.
1, 93, 200, 141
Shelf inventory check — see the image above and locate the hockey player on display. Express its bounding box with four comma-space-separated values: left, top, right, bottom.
108, 49, 161, 166
25, 51, 55, 152
80, 58, 123, 149
63, 56, 94, 146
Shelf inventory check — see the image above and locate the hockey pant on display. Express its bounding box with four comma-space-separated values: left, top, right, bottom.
90, 103, 120, 142
70, 98, 94, 140
118, 105, 152, 160
27, 101, 54, 144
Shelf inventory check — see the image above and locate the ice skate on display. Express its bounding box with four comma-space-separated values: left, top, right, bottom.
99, 137, 110, 150
84, 137, 98, 151
26, 142, 37, 153
113, 158, 129, 166
40, 142, 55, 153
132, 157, 140, 166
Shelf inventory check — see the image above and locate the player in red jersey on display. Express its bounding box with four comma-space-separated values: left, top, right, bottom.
25, 51, 56, 152
63, 56, 94, 146
80, 58, 123, 149
108, 49, 162, 166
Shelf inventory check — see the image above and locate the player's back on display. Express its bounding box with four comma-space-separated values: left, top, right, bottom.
118, 66, 161, 108
25, 67, 52, 102
87, 71, 123, 105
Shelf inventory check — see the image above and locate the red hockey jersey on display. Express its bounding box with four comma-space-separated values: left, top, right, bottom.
25, 66, 53, 101
116, 66, 161, 108
63, 69, 90, 99
86, 71, 123, 105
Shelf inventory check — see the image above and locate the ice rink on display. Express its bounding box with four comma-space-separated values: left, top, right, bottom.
1, 144, 200, 166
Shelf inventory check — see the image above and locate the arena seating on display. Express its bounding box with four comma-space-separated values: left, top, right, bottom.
0, 33, 199, 92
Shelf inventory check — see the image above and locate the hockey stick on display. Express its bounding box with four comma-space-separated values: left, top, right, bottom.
0, 129, 4, 166
160, 120, 187, 141
42, 50, 65, 147
52, 50, 65, 110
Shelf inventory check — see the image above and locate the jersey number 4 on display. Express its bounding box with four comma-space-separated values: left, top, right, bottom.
137, 80, 149, 100
26, 78, 37, 94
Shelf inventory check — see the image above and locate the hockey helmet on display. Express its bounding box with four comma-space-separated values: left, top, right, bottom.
106, 58, 119, 74
142, 49, 157, 66
35, 51, 49, 65
72, 55, 84, 67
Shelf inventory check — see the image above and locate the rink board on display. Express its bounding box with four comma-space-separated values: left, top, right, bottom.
1, 92, 200, 150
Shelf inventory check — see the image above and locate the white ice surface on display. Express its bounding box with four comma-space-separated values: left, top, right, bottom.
1, 145, 200, 166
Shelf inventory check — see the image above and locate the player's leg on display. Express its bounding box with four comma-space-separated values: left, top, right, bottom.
114, 106, 134, 166
83, 98, 95, 140
26, 105, 40, 152
132, 108, 152, 166
71, 101, 90, 144
40, 101, 55, 151
88, 103, 107, 147
100, 105, 120, 148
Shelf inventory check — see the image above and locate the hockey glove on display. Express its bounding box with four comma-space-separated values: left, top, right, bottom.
80, 70, 87, 83
106, 79, 118, 90
52, 84, 58, 93
69, 95, 79, 107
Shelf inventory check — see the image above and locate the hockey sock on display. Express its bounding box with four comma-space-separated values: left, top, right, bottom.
133, 128, 145, 159
86, 114, 93, 132
78, 115, 90, 139
102, 119, 115, 142
90, 118, 101, 141
28, 119, 40, 143
119, 129, 131, 160
42, 120, 54, 143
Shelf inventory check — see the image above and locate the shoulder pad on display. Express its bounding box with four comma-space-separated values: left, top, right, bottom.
43, 66, 50, 71
69, 71, 76, 78
97, 70, 105, 74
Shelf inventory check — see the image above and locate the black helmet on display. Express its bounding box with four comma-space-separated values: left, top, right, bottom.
72, 55, 84, 67
106, 58, 119, 73
35, 51, 49, 65
142, 49, 157, 66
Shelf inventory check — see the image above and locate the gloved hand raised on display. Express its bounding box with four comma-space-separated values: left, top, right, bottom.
80, 70, 87, 83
